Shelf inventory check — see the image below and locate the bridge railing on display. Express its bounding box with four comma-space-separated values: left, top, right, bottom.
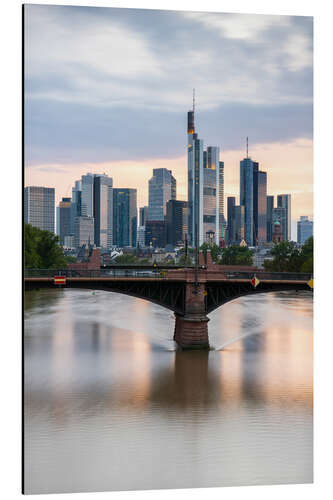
24, 268, 312, 281
223, 271, 312, 281
24, 268, 167, 279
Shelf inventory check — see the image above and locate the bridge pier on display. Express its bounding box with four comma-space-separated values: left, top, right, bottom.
173, 282, 210, 350
173, 313, 210, 349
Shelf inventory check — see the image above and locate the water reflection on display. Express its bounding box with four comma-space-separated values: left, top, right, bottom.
24, 289, 313, 494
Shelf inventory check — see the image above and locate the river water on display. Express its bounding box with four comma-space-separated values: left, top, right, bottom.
24, 289, 313, 494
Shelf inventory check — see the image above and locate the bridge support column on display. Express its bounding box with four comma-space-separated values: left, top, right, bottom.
173, 282, 210, 349
174, 313, 209, 349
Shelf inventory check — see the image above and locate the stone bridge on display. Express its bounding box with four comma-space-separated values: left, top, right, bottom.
25, 256, 312, 349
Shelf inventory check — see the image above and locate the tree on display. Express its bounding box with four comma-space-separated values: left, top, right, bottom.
178, 255, 193, 266
113, 253, 139, 264
24, 224, 69, 269
200, 243, 222, 263
263, 238, 313, 273
219, 246, 254, 266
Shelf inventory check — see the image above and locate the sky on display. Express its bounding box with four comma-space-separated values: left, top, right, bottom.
24, 4, 313, 239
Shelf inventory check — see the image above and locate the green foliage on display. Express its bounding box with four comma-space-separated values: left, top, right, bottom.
219, 246, 254, 266
114, 253, 139, 264
24, 223, 69, 269
200, 243, 222, 263
263, 237, 313, 273
178, 254, 193, 266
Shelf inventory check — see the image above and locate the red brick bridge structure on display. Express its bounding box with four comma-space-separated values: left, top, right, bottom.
25, 251, 312, 350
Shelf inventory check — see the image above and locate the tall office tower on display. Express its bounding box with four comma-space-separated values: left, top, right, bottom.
145, 220, 167, 248
272, 207, 287, 241
166, 200, 188, 246
187, 106, 221, 247
113, 188, 137, 247
74, 216, 94, 248
277, 194, 291, 240
93, 174, 113, 248
139, 206, 149, 227
24, 186, 55, 233
56, 197, 72, 245
266, 195, 274, 242
148, 168, 176, 221
137, 226, 145, 247
218, 161, 225, 238
297, 216, 313, 244
81, 173, 95, 216
71, 180, 82, 235
240, 157, 254, 246
233, 205, 245, 244
187, 107, 204, 247
227, 197, 236, 245
253, 164, 267, 244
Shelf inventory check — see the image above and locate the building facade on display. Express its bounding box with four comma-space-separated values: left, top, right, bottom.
277, 194, 291, 241
187, 110, 222, 247
93, 174, 113, 249
272, 207, 287, 241
113, 188, 137, 247
24, 186, 55, 233
145, 220, 167, 248
166, 200, 188, 246
297, 216, 313, 244
266, 195, 274, 242
148, 169, 176, 221
253, 168, 267, 244
139, 206, 149, 227
74, 216, 94, 248
240, 157, 254, 246
227, 197, 236, 245
56, 197, 72, 245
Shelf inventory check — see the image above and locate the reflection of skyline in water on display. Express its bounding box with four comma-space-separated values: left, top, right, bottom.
24, 289, 313, 494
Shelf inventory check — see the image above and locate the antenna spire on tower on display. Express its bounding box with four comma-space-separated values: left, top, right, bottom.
193, 88, 195, 113
246, 136, 249, 158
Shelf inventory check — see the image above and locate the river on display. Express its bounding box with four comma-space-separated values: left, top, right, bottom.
24, 288, 313, 494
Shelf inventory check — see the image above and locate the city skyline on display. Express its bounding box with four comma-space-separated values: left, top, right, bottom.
24, 5, 313, 240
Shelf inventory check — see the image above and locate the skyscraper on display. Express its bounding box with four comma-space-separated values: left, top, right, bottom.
24, 186, 55, 233
81, 173, 95, 216
227, 197, 236, 245
74, 216, 94, 248
266, 195, 274, 242
113, 188, 137, 247
277, 194, 291, 241
148, 168, 176, 221
166, 200, 188, 246
297, 216, 313, 244
253, 166, 267, 244
139, 206, 149, 227
56, 197, 72, 245
233, 205, 245, 244
240, 157, 254, 246
145, 220, 167, 248
93, 174, 113, 248
187, 107, 221, 246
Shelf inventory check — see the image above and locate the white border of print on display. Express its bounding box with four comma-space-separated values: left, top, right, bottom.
1, 0, 332, 499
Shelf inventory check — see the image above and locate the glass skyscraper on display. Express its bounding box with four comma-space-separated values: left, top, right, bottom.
166, 200, 188, 246
266, 195, 274, 242
113, 188, 137, 247
148, 168, 176, 221
297, 216, 313, 244
56, 197, 72, 245
24, 186, 55, 233
187, 110, 222, 246
277, 194, 291, 241
240, 157, 254, 246
227, 196, 236, 245
93, 174, 113, 249
253, 167, 267, 244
